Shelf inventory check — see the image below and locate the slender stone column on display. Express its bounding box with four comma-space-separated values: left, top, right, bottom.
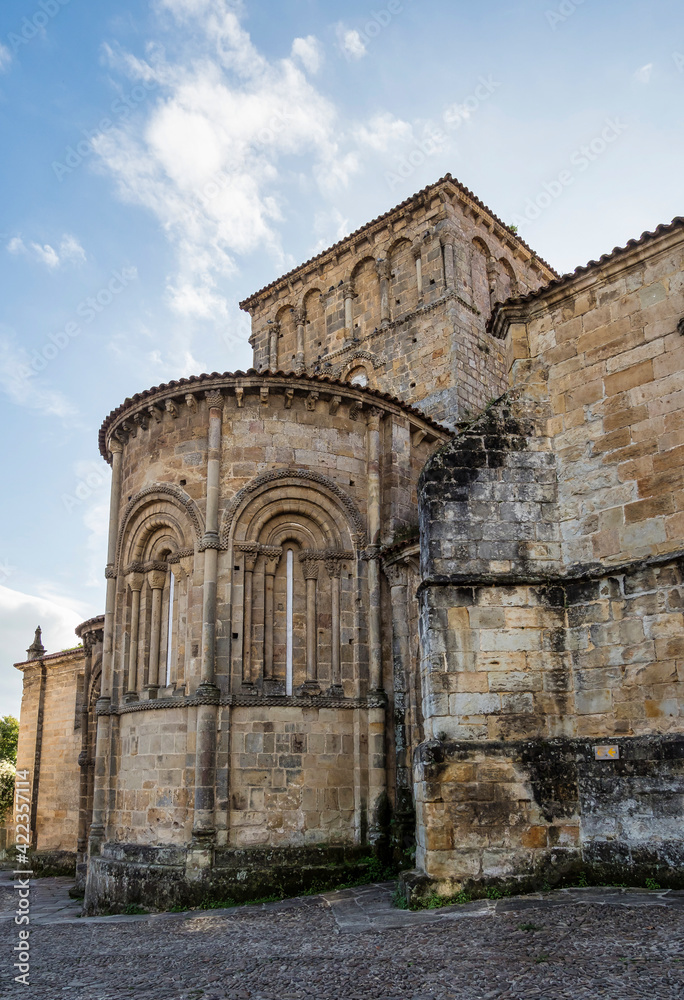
191, 390, 224, 856
326, 556, 343, 695
295, 306, 306, 372
300, 556, 320, 693
88, 438, 124, 858
262, 548, 282, 681
366, 408, 383, 693
268, 322, 279, 371
343, 281, 355, 337
441, 230, 456, 291
125, 573, 143, 700
412, 240, 424, 302
76, 633, 94, 882
146, 570, 166, 693
486, 256, 498, 309
199, 390, 223, 691
376, 259, 391, 326
241, 548, 258, 687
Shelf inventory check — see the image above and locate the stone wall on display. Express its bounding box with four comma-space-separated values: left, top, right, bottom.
14, 648, 85, 868
241, 175, 554, 427
414, 221, 684, 893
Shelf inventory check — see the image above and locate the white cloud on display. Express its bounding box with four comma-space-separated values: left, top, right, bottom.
0, 331, 77, 419
291, 35, 323, 75
93, 1, 371, 323
0, 42, 11, 74
634, 63, 653, 84
336, 25, 367, 60
7, 233, 87, 269
0, 584, 87, 719
354, 113, 414, 152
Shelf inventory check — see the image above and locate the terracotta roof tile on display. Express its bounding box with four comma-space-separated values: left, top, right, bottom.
98, 369, 452, 460
488, 216, 684, 331
239, 173, 559, 310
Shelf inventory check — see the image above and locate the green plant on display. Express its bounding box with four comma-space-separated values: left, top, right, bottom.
0, 759, 16, 823
577, 872, 588, 888
518, 922, 542, 932
485, 886, 503, 899
508, 224, 519, 234
535, 953, 550, 964
123, 904, 148, 915
0, 716, 19, 765
645, 878, 661, 891
391, 886, 408, 910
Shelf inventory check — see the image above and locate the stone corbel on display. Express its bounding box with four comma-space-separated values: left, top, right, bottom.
260, 387, 269, 407
235, 388, 244, 408
133, 411, 148, 431
284, 388, 294, 409
185, 394, 198, 413
305, 391, 319, 412
121, 419, 137, 438
329, 395, 342, 415
165, 399, 179, 419
148, 404, 163, 424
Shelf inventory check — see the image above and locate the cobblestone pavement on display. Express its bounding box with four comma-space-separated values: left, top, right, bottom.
1, 871, 683, 999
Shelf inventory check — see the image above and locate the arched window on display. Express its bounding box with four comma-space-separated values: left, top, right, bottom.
347, 366, 369, 388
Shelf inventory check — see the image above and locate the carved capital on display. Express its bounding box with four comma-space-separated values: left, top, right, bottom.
411, 238, 423, 260
342, 280, 356, 299
109, 437, 124, 455
324, 556, 343, 579
263, 546, 283, 575
384, 561, 409, 588
127, 572, 144, 592
105, 565, 116, 580
294, 306, 306, 326
148, 569, 167, 590
205, 390, 224, 411
300, 554, 320, 581
376, 258, 391, 281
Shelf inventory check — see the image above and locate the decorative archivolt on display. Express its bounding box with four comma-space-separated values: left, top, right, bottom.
220, 470, 366, 549
116, 484, 204, 571
334, 351, 385, 379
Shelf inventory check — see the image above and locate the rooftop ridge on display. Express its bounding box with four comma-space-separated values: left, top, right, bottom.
488, 215, 684, 331
239, 173, 559, 310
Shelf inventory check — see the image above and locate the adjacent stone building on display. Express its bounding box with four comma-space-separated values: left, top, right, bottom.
13, 175, 684, 911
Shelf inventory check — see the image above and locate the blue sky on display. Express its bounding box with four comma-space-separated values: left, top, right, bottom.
0, 0, 682, 717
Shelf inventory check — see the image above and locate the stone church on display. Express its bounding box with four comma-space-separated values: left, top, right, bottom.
13, 174, 684, 912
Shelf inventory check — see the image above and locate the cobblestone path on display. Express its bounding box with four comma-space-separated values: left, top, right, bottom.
1, 873, 683, 999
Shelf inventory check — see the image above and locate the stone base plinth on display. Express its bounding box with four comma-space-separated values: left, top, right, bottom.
83, 842, 376, 915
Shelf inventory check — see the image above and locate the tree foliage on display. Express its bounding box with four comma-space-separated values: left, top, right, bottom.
0, 716, 19, 765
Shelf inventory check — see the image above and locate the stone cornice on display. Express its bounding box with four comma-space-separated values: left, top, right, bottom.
103, 692, 388, 715
489, 217, 684, 340
99, 372, 451, 462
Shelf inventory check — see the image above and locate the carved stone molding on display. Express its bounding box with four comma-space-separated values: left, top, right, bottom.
116, 484, 205, 570
221, 470, 366, 548
205, 389, 224, 410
